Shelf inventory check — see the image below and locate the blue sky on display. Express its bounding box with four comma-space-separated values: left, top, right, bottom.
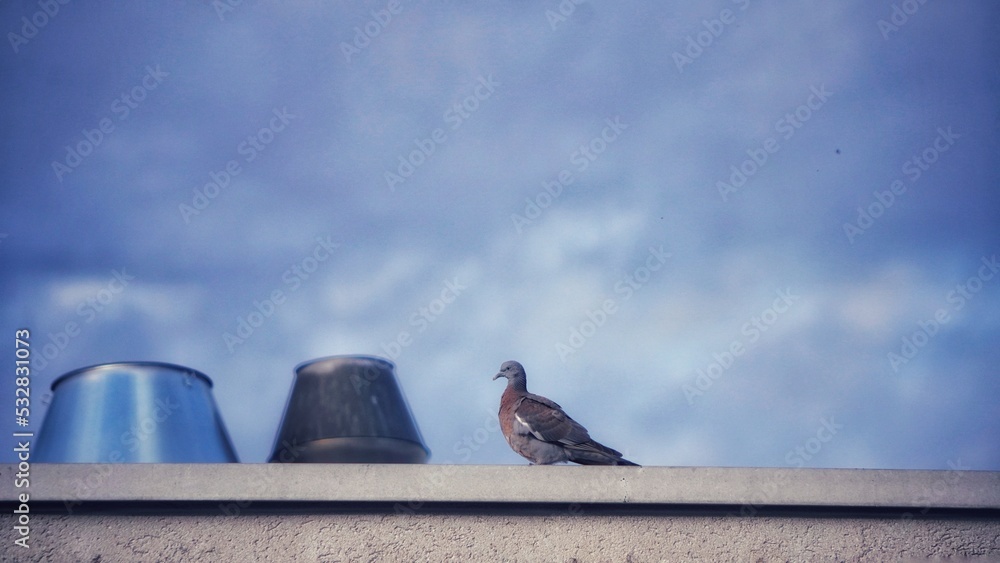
1, 1, 998, 469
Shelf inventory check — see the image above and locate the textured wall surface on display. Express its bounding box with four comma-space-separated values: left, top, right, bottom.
3, 464, 999, 561
5, 510, 1000, 562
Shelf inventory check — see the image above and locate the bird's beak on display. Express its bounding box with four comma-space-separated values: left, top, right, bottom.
492, 372, 503, 380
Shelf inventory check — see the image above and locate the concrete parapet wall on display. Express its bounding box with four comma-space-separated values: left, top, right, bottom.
2, 464, 998, 561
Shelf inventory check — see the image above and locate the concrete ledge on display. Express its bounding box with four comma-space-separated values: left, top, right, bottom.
2, 464, 999, 510
4, 465, 998, 561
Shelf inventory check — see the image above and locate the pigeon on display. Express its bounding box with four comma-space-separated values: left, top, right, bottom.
493, 360, 639, 466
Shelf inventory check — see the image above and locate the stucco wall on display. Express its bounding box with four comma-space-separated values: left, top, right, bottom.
13, 511, 1000, 562
3, 464, 998, 561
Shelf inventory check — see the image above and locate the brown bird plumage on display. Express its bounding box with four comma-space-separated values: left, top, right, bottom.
493, 360, 639, 466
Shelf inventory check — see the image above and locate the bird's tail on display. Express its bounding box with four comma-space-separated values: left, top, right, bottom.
566, 441, 640, 466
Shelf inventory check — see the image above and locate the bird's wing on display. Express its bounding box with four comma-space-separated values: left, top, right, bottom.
512, 395, 592, 446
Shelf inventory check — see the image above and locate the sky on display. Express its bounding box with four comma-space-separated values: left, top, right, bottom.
1, 1, 998, 470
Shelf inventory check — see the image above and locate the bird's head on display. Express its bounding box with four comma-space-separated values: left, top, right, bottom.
493, 360, 526, 382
